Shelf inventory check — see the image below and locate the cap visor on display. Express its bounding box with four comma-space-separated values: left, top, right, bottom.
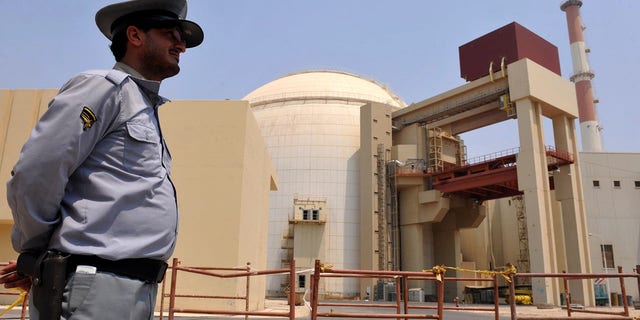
178, 20, 204, 48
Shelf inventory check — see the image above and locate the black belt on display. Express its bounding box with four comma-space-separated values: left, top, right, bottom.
68, 254, 168, 283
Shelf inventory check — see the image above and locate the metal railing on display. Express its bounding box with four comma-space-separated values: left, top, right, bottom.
508, 266, 640, 320
310, 260, 445, 320
160, 258, 297, 320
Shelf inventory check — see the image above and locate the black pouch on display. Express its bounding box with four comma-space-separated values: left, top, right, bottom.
17, 250, 69, 320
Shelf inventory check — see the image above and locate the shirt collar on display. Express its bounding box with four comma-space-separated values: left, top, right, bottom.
113, 62, 162, 95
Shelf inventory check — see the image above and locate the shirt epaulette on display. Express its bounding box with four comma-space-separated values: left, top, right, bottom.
106, 69, 129, 85
79, 69, 130, 86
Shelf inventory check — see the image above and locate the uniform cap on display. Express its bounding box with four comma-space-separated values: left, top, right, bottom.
96, 0, 204, 48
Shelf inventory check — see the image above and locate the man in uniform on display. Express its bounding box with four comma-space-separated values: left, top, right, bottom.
0, 0, 203, 318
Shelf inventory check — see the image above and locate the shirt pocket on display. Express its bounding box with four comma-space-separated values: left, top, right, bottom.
124, 122, 163, 177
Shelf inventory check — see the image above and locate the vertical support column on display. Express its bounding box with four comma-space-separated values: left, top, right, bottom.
515, 99, 557, 305
552, 115, 594, 305
433, 212, 462, 302
359, 103, 393, 296
401, 222, 430, 291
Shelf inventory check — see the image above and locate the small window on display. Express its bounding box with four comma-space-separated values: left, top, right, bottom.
303, 209, 310, 220
613, 180, 621, 188
592, 180, 600, 188
312, 209, 319, 220
635, 181, 640, 188
601, 244, 615, 269
298, 275, 306, 288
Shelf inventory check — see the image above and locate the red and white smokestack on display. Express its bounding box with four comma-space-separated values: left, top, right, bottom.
561, 0, 603, 152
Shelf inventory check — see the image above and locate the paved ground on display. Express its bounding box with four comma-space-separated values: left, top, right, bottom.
1, 300, 638, 319
163, 299, 640, 320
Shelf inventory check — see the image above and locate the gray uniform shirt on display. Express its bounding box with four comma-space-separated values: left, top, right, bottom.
6, 63, 178, 261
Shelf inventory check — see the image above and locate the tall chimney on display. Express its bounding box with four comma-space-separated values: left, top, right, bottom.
561, 0, 603, 152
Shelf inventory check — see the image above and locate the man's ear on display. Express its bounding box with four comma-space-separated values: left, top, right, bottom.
126, 25, 144, 47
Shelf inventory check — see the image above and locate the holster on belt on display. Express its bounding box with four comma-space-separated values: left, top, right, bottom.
17, 250, 69, 320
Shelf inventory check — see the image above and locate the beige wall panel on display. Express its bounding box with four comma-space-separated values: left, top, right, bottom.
392, 123, 420, 145
160, 100, 275, 311
508, 59, 578, 118
359, 104, 376, 275
293, 224, 325, 269
0, 91, 12, 160
237, 107, 275, 303
359, 102, 393, 296
39, 90, 58, 117
0, 90, 47, 221
391, 144, 417, 163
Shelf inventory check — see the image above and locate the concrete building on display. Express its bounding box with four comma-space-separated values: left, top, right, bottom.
581, 152, 640, 302
242, 71, 406, 298
363, 56, 593, 305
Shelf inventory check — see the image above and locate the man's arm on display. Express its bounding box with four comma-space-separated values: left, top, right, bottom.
6, 72, 122, 252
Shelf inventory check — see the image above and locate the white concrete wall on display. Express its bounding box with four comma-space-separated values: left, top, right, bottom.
251, 102, 362, 297
581, 152, 640, 300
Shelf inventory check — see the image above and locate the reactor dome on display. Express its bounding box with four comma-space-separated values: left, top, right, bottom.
244, 70, 406, 108
243, 70, 405, 298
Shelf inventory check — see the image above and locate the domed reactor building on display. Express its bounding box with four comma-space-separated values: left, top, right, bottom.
243, 71, 406, 297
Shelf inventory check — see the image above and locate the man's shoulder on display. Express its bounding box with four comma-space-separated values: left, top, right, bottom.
73, 69, 130, 86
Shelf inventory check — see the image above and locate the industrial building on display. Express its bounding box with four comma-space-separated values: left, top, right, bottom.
242, 70, 406, 298
0, 0, 638, 311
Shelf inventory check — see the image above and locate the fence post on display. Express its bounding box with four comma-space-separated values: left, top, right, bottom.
636, 265, 640, 304
509, 274, 516, 320
159, 269, 167, 320
289, 259, 296, 320
493, 274, 499, 320
402, 275, 409, 320
311, 260, 321, 320
245, 262, 251, 320
20, 291, 28, 320
562, 271, 571, 317
395, 276, 402, 320
168, 258, 179, 320
619, 266, 629, 316
437, 270, 444, 320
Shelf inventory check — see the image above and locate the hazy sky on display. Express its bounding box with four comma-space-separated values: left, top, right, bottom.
1, 1, 638, 157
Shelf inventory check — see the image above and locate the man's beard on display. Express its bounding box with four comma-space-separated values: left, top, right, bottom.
142, 47, 180, 80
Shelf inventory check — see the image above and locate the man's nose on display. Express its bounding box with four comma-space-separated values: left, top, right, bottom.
171, 29, 187, 52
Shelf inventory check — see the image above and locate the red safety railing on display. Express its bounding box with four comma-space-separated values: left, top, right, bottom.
508, 266, 640, 320
310, 260, 445, 320
433, 272, 501, 320
159, 258, 297, 320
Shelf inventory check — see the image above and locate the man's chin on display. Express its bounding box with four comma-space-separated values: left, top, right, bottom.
161, 66, 181, 80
